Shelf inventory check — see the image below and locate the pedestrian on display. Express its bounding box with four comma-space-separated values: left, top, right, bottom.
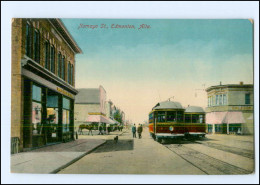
137, 124, 143, 139
98, 124, 103, 135
132, 124, 137, 138
106, 123, 110, 135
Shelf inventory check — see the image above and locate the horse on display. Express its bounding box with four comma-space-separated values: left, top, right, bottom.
78, 123, 94, 135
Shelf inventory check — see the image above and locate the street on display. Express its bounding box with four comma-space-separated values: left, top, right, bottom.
58, 128, 254, 175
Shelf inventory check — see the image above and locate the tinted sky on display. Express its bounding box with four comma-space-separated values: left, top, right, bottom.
62, 19, 253, 123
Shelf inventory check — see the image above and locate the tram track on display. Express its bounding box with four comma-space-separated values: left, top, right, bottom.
195, 141, 254, 159
164, 143, 251, 175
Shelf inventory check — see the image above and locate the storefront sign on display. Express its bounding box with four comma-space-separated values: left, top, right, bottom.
57, 87, 74, 98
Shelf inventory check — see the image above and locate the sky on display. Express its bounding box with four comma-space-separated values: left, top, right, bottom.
62, 19, 253, 124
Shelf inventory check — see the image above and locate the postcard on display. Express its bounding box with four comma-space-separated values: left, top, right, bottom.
10, 18, 255, 177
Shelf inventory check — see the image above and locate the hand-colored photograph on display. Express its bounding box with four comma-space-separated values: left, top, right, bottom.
11, 18, 254, 175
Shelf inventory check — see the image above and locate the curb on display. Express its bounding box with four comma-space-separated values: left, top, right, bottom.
50, 140, 107, 174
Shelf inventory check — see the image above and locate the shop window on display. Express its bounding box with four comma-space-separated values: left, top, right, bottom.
166, 111, 176, 122
157, 111, 165, 123
47, 108, 59, 138
185, 114, 191, 123
245, 93, 250, 104
177, 111, 184, 122
62, 97, 71, 132
32, 85, 42, 102
50, 45, 55, 73
44, 41, 50, 70
33, 29, 40, 63
32, 85, 43, 136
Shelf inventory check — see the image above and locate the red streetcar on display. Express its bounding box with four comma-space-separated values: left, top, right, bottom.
148, 101, 206, 143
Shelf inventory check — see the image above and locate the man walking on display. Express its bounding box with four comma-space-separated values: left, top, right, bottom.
132, 124, 137, 138
137, 124, 143, 139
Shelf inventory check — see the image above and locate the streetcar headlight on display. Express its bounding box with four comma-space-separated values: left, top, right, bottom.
169, 126, 174, 131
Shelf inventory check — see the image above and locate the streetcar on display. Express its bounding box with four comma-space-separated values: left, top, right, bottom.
148, 100, 206, 143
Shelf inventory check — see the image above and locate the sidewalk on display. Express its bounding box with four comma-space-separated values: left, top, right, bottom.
11, 129, 127, 174
11, 139, 106, 174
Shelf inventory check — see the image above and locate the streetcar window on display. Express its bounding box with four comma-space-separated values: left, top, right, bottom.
166, 111, 176, 122
185, 114, 191, 123
149, 113, 154, 123
199, 114, 205, 123
177, 111, 184, 122
192, 114, 200, 123
157, 111, 166, 122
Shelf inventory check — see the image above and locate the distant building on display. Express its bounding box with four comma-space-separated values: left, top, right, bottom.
11, 18, 82, 153
74, 86, 107, 130
205, 82, 254, 135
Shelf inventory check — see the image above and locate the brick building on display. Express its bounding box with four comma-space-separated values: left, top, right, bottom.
205, 82, 254, 135
11, 18, 82, 153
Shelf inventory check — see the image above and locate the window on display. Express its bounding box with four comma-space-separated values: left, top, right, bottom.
223, 94, 227, 105
192, 114, 199, 123
166, 111, 176, 122
33, 29, 40, 63
50, 45, 55, 73
61, 56, 65, 80
47, 95, 59, 139
58, 53, 62, 77
32, 85, 43, 135
208, 97, 210, 107
185, 114, 191, 123
67, 62, 71, 83
70, 64, 73, 85
199, 115, 205, 123
149, 113, 153, 123
44, 41, 50, 69
177, 111, 184, 122
219, 94, 223, 105
157, 111, 166, 122
25, 22, 32, 57
245, 93, 250, 104
215, 95, 219, 105
62, 97, 71, 132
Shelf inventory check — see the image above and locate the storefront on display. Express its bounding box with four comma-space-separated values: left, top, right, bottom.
22, 58, 77, 150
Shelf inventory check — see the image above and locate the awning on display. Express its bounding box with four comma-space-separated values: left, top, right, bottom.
206, 112, 245, 124
108, 119, 120, 124
86, 115, 110, 124
206, 112, 227, 124
223, 112, 245, 124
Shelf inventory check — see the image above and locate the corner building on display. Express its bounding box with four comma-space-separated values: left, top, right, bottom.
205, 82, 254, 135
11, 18, 82, 153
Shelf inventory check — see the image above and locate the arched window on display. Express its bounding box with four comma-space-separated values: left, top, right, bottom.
33, 29, 40, 63
58, 52, 62, 78
25, 22, 32, 57
50, 45, 55, 73
44, 41, 50, 69
61, 56, 65, 80
70, 64, 73, 86
67, 62, 71, 83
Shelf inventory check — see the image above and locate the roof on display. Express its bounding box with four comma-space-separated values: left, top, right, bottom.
185, 106, 205, 113
152, 101, 184, 110
48, 19, 82, 54
75, 88, 100, 104
206, 84, 253, 92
